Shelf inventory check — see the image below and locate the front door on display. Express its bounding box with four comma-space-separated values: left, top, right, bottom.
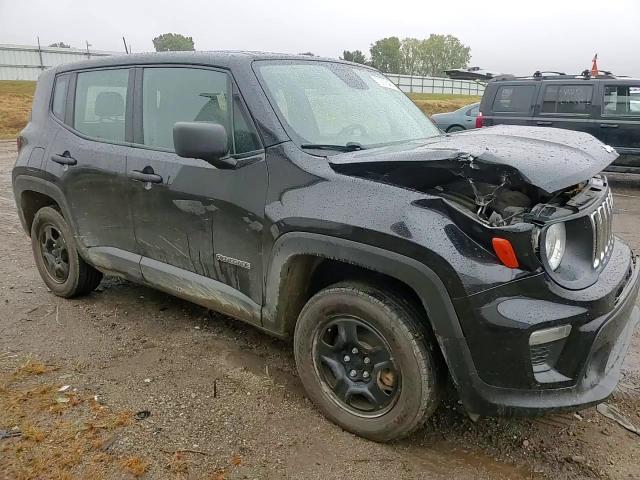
126, 66, 267, 306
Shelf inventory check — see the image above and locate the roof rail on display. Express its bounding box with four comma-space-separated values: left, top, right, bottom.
489, 70, 619, 82
533, 70, 566, 78
580, 69, 617, 79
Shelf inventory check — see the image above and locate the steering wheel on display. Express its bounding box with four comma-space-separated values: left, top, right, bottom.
337, 123, 369, 139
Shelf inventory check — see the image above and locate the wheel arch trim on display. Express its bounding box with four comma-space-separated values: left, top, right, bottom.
13, 175, 73, 233
263, 232, 465, 343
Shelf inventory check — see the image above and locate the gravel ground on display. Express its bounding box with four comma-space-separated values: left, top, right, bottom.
1, 139, 639, 479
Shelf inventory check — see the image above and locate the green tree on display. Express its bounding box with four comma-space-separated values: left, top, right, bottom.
341, 50, 368, 65
399, 38, 422, 75
152, 33, 195, 52
369, 37, 401, 73
49, 42, 71, 48
417, 34, 470, 77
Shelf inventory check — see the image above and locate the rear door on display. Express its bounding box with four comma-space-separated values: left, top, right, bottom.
598, 81, 640, 171
126, 65, 267, 305
45, 67, 139, 274
533, 81, 598, 137
482, 82, 538, 126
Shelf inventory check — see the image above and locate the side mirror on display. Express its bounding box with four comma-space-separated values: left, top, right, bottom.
173, 122, 236, 169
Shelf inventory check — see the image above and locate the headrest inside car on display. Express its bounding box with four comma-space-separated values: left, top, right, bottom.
95, 91, 124, 117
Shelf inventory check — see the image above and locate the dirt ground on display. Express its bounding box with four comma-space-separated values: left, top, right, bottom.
1, 139, 639, 480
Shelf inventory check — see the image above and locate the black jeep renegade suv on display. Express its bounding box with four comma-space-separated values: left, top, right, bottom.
12, 52, 640, 442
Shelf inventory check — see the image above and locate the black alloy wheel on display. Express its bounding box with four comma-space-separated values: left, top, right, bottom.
313, 316, 400, 417
31, 206, 103, 298
294, 281, 444, 442
39, 223, 70, 283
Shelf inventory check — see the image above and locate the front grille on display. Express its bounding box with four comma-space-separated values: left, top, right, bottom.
530, 344, 552, 366
590, 190, 614, 268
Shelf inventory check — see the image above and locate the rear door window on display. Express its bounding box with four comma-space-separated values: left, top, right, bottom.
541, 84, 593, 114
492, 85, 536, 113
603, 85, 640, 116
74, 69, 129, 142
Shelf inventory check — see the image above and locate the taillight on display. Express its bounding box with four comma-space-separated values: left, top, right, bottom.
475, 111, 484, 128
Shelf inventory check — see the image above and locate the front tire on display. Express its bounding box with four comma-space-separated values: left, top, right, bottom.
294, 281, 443, 442
31, 206, 102, 298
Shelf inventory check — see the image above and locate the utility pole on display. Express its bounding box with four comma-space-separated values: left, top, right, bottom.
36, 36, 45, 71
85, 40, 92, 59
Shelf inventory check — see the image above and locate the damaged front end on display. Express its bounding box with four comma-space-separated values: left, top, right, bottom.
329, 126, 620, 290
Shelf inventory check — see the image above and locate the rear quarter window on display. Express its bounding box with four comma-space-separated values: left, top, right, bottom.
492, 85, 536, 113
51, 74, 69, 120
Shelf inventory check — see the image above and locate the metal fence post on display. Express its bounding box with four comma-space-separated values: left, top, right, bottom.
36, 36, 45, 71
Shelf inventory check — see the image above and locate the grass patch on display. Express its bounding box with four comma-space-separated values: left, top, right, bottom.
0, 80, 480, 140
0, 81, 36, 140
407, 92, 481, 116
0, 359, 146, 479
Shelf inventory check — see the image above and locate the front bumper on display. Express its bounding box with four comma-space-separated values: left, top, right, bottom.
446, 240, 639, 417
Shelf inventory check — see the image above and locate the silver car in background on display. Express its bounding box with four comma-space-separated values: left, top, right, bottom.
431, 102, 480, 133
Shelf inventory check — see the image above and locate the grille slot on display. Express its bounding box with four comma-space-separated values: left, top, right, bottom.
590, 190, 614, 269
530, 344, 552, 366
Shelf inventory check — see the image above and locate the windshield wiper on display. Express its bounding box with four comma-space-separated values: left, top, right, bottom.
300, 142, 366, 152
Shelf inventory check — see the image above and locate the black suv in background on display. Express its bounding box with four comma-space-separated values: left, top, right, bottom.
12, 53, 640, 442
479, 72, 640, 173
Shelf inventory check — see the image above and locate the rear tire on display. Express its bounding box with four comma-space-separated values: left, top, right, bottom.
294, 281, 443, 442
31, 206, 102, 298
447, 125, 465, 133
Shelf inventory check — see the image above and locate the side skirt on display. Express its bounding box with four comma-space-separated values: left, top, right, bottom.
86, 246, 262, 327
140, 257, 262, 327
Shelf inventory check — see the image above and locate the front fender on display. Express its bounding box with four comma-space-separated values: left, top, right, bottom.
262, 231, 465, 342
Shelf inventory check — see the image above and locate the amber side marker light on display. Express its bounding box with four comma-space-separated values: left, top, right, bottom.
492, 237, 519, 268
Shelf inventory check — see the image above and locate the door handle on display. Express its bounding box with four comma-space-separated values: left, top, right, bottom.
51, 152, 77, 166
600, 124, 619, 129
128, 170, 163, 184
536, 121, 553, 126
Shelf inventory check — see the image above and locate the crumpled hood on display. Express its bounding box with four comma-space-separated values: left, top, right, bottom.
329, 125, 618, 194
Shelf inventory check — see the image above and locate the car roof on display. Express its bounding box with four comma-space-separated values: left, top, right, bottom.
53, 50, 368, 73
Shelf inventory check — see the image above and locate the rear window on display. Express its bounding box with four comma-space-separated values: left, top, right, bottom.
492, 85, 536, 113
603, 85, 640, 116
541, 84, 593, 114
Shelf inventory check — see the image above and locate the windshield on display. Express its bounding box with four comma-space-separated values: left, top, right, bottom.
254, 61, 440, 149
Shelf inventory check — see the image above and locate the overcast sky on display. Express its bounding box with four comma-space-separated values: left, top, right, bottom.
1, 0, 639, 77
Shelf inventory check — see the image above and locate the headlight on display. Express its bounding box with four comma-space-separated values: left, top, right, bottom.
544, 223, 566, 271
